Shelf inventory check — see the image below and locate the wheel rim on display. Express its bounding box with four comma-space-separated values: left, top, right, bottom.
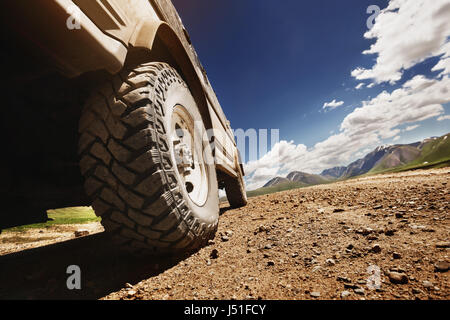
170, 104, 209, 207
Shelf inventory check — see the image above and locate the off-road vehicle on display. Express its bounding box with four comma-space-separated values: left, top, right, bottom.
1, 0, 247, 253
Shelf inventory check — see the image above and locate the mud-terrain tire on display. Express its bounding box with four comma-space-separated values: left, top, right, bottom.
78, 62, 219, 254
224, 167, 247, 208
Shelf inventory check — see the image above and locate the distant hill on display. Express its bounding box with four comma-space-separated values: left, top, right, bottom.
251, 132, 450, 198
341, 144, 420, 178
262, 171, 328, 189
263, 177, 290, 188
369, 145, 421, 173
320, 166, 346, 179
287, 171, 329, 185
332, 132, 450, 178
369, 133, 450, 174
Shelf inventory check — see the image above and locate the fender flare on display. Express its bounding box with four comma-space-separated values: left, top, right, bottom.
129, 20, 213, 131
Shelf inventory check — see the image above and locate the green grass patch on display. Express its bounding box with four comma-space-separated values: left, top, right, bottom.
368, 135, 450, 175
4, 207, 100, 232
370, 158, 450, 175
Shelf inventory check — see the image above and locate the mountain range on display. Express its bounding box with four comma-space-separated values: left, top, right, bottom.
261, 132, 450, 190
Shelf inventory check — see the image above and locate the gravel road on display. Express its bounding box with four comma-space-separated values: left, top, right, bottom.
1, 168, 448, 300
105, 168, 449, 300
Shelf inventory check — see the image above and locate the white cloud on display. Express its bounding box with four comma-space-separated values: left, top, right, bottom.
437, 115, 450, 121
355, 83, 365, 90
404, 125, 420, 132
323, 99, 344, 110
393, 136, 401, 142
244, 141, 308, 190
351, 0, 450, 84
341, 75, 449, 136
432, 42, 450, 78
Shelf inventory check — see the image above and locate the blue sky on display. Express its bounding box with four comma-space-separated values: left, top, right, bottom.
173, 0, 450, 189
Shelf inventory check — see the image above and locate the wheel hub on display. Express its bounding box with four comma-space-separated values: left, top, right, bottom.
170, 105, 209, 206
174, 140, 194, 175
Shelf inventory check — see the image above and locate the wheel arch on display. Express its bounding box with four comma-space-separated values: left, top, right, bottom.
128, 20, 213, 131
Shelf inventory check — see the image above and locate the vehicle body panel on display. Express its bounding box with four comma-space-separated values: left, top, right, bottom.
0, 0, 240, 229
4, 0, 238, 176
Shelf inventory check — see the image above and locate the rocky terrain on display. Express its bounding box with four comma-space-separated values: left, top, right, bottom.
1, 168, 448, 300
104, 168, 449, 300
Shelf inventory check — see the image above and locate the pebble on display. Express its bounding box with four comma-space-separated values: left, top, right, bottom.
225, 230, 234, 237
412, 288, 422, 295
393, 252, 402, 259
422, 281, 433, 289
221, 235, 230, 242
74, 229, 89, 237
388, 272, 408, 284
312, 266, 322, 273
435, 242, 450, 248
357, 227, 374, 236
344, 283, 359, 289
310, 292, 321, 298
434, 261, 449, 273
337, 276, 351, 283
210, 249, 219, 259
127, 290, 136, 296
341, 291, 351, 298
258, 225, 268, 233
354, 288, 365, 295
326, 258, 336, 266
370, 244, 382, 253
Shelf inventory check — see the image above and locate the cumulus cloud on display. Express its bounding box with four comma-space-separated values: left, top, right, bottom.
404, 125, 420, 132
351, 0, 450, 84
244, 141, 308, 190
355, 83, 365, 90
341, 76, 449, 136
437, 115, 450, 121
432, 42, 450, 77
322, 99, 344, 110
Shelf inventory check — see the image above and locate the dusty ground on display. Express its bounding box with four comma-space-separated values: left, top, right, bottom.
0, 223, 104, 255
1, 168, 448, 300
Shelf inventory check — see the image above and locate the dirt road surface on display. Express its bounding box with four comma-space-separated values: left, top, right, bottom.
1, 168, 448, 300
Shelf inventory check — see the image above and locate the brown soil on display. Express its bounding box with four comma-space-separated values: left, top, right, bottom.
1, 168, 448, 300
0, 223, 104, 255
